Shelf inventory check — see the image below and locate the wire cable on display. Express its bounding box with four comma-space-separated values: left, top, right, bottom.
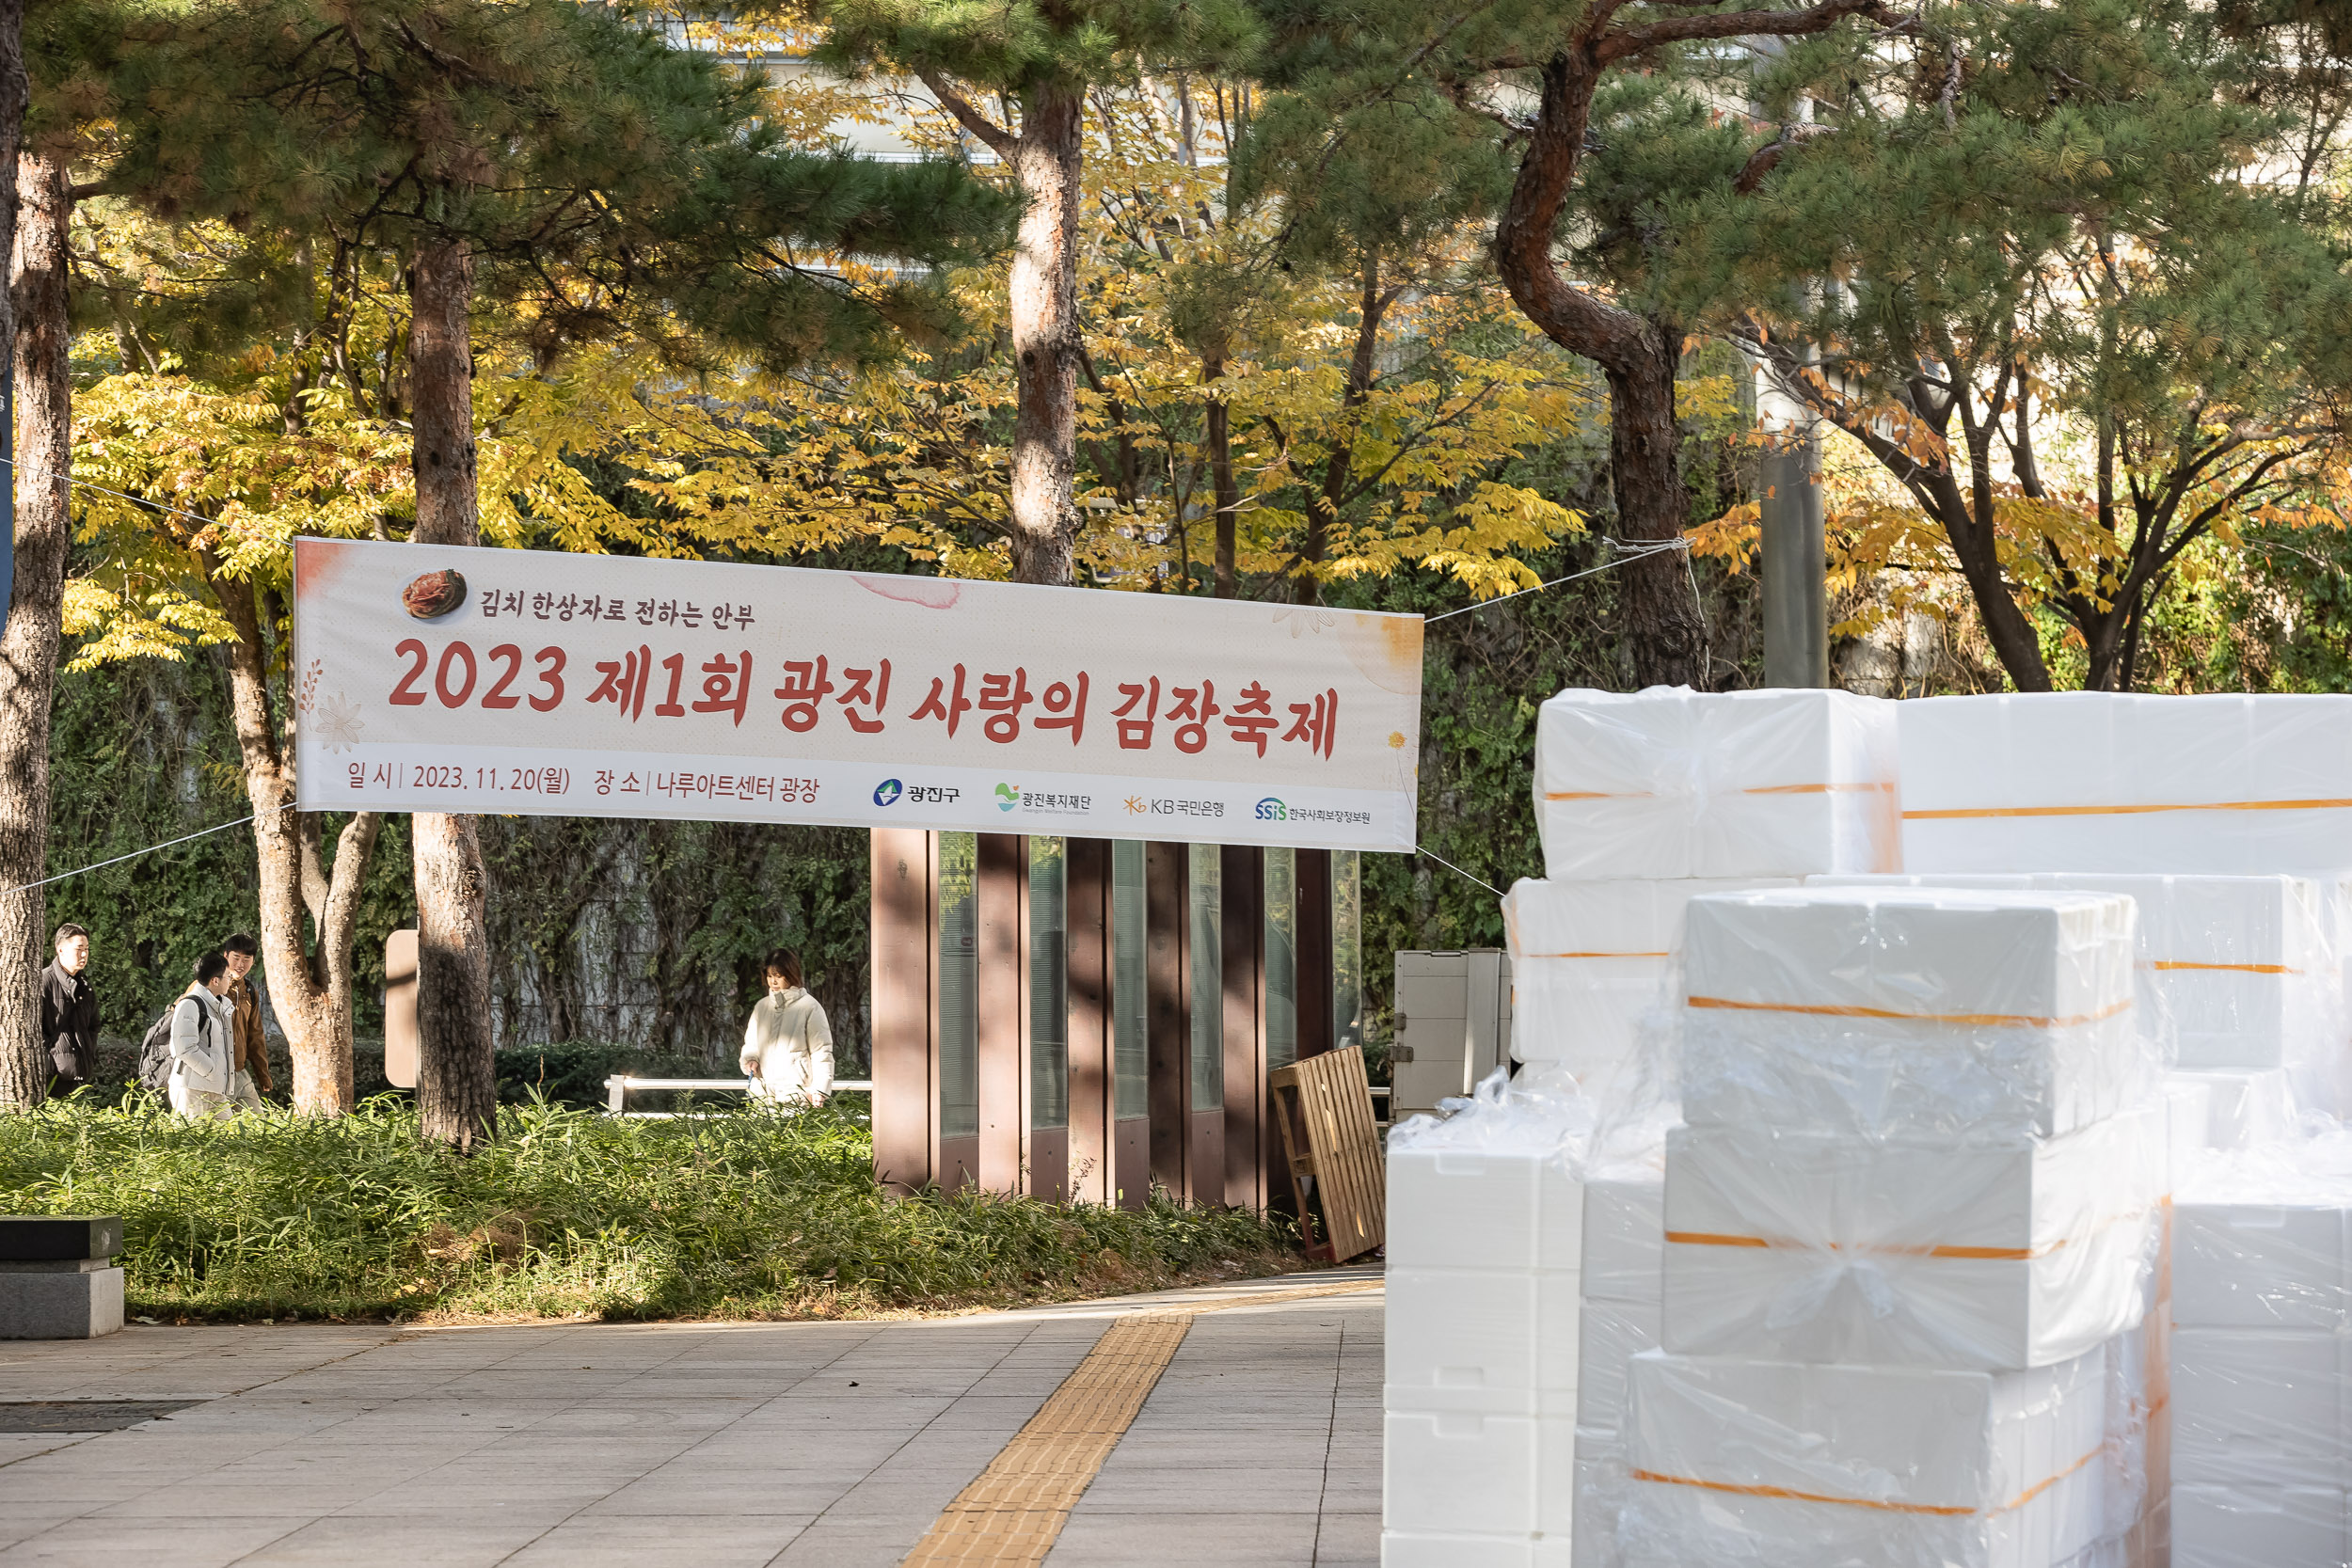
0, 805, 293, 898
1424, 535, 1694, 625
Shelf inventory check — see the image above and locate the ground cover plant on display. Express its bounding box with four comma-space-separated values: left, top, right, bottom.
0, 1098, 1300, 1322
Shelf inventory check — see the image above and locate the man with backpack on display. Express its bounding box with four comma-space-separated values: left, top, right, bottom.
140, 952, 239, 1118
221, 933, 272, 1108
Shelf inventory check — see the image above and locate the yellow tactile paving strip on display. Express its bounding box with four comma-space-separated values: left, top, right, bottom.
900, 1278, 1382, 1565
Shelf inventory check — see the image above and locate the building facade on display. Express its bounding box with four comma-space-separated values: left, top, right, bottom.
871, 832, 1362, 1209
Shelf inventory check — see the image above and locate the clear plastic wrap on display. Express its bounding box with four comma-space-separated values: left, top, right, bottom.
1534, 686, 1899, 879
2169, 1066, 2299, 1152
2174, 1484, 2347, 1567
1619, 1346, 2111, 1568
1815, 870, 2347, 1116
1576, 1298, 1663, 1433
1680, 887, 2148, 1140
1581, 1170, 1665, 1307
1661, 1105, 2165, 1370
1504, 877, 1797, 1100
1896, 691, 2352, 876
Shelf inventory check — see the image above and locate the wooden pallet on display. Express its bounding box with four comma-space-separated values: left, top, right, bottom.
1269, 1046, 1386, 1264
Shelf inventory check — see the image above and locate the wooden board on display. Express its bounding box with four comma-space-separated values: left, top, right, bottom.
1269, 1046, 1386, 1264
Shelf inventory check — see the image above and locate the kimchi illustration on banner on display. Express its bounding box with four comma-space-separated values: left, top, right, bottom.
290, 540, 1426, 851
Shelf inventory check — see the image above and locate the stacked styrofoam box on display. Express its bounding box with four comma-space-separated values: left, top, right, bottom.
1612, 886, 2167, 1567
1816, 871, 2336, 1138
1569, 1168, 1663, 1568
2170, 1148, 2352, 1567
1511, 688, 1897, 1096
1895, 693, 2352, 1117
1384, 1117, 1585, 1566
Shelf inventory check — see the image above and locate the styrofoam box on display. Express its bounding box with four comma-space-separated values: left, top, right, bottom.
1380, 1529, 1559, 1567
1814, 872, 2338, 1073
2171, 1325, 2350, 1491
2173, 1482, 2348, 1568
1898, 692, 2352, 875
2173, 1199, 2352, 1331
1387, 1265, 1581, 1415
2169, 1068, 2299, 1152
1383, 1410, 1575, 1539
1581, 1171, 1663, 1307
1571, 1426, 1629, 1568
1662, 1106, 2164, 1370
1681, 887, 2141, 1139
1388, 1145, 1583, 1274
1574, 1298, 1661, 1433
1534, 687, 1899, 880
1621, 1347, 2110, 1567
1503, 878, 1798, 1085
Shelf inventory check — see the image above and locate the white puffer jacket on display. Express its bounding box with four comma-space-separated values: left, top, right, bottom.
168, 985, 236, 1098
740, 987, 834, 1104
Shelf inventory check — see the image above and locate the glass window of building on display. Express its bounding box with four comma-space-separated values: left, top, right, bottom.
1029, 837, 1069, 1131
1187, 843, 1222, 1110
1112, 839, 1149, 1118
938, 832, 979, 1139
1264, 847, 1297, 1070
1332, 849, 1363, 1053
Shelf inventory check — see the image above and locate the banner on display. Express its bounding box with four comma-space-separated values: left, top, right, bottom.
292, 540, 1424, 851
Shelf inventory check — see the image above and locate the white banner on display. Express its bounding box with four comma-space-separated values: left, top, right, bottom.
291, 540, 1424, 850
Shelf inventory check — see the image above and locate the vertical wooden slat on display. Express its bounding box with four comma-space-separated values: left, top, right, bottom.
1267, 1045, 1385, 1263
1220, 844, 1260, 1212
870, 828, 932, 1197
1066, 839, 1110, 1207
1145, 840, 1186, 1198
977, 832, 1025, 1195
1295, 848, 1334, 1059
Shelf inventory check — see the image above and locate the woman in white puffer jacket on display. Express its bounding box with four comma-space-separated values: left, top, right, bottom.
740, 948, 834, 1108
167, 951, 241, 1119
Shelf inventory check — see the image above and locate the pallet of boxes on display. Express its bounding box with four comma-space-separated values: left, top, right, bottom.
1384, 688, 2352, 1568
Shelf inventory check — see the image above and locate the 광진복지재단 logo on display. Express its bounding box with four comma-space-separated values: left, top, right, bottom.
995, 784, 1021, 812
873, 779, 903, 807
1256, 798, 1289, 822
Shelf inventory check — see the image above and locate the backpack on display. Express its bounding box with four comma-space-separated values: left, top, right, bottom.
136, 997, 209, 1094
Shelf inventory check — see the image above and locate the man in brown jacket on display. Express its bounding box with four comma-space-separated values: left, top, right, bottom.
221, 932, 273, 1106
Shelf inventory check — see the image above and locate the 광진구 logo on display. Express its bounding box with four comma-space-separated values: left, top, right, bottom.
995, 784, 1021, 812
873, 779, 904, 807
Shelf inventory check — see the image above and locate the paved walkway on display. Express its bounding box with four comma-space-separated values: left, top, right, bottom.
0, 1269, 1383, 1567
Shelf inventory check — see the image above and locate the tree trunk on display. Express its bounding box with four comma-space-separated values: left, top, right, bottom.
1204, 356, 1238, 599
1606, 325, 1708, 687
1493, 49, 1708, 686
207, 564, 378, 1113
1006, 86, 1084, 586
0, 138, 62, 1108
407, 233, 496, 1149
1302, 254, 1391, 607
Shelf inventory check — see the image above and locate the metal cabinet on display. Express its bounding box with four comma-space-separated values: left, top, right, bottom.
1390, 949, 1513, 1123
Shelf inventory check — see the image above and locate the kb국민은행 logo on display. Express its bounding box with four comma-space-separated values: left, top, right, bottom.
873, 779, 903, 807
1255, 798, 1289, 822
995, 784, 1021, 812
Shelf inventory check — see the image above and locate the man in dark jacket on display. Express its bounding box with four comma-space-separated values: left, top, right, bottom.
221, 932, 272, 1105
40, 923, 97, 1095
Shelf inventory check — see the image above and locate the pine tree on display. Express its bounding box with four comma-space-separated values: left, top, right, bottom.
110, 0, 1013, 1142
1700, 0, 2352, 690
803, 0, 1260, 583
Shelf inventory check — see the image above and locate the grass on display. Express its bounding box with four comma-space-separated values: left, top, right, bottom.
0, 1096, 1303, 1323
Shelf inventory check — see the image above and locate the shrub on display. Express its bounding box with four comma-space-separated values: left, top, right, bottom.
0, 1097, 1300, 1322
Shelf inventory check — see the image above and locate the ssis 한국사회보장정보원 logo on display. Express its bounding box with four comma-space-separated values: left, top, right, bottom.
1256, 798, 1288, 822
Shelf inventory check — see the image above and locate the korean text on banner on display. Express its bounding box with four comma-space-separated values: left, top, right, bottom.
290, 540, 1426, 851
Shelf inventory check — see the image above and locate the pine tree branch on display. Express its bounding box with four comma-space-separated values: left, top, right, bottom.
915, 71, 1016, 158
1600, 0, 1907, 61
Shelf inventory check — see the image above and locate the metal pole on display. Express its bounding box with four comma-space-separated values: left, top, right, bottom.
1760, 415, 1828, 689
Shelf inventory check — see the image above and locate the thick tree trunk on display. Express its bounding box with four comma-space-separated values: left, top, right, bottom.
207, 565, 378, 1113
0, 139, 63, 1108
1923, 476, 2052, 691
1606, 325, 1708, 688
1006, 86, 1084, 586
407, 233, 496, 1149
1493, 49, 1708, 686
